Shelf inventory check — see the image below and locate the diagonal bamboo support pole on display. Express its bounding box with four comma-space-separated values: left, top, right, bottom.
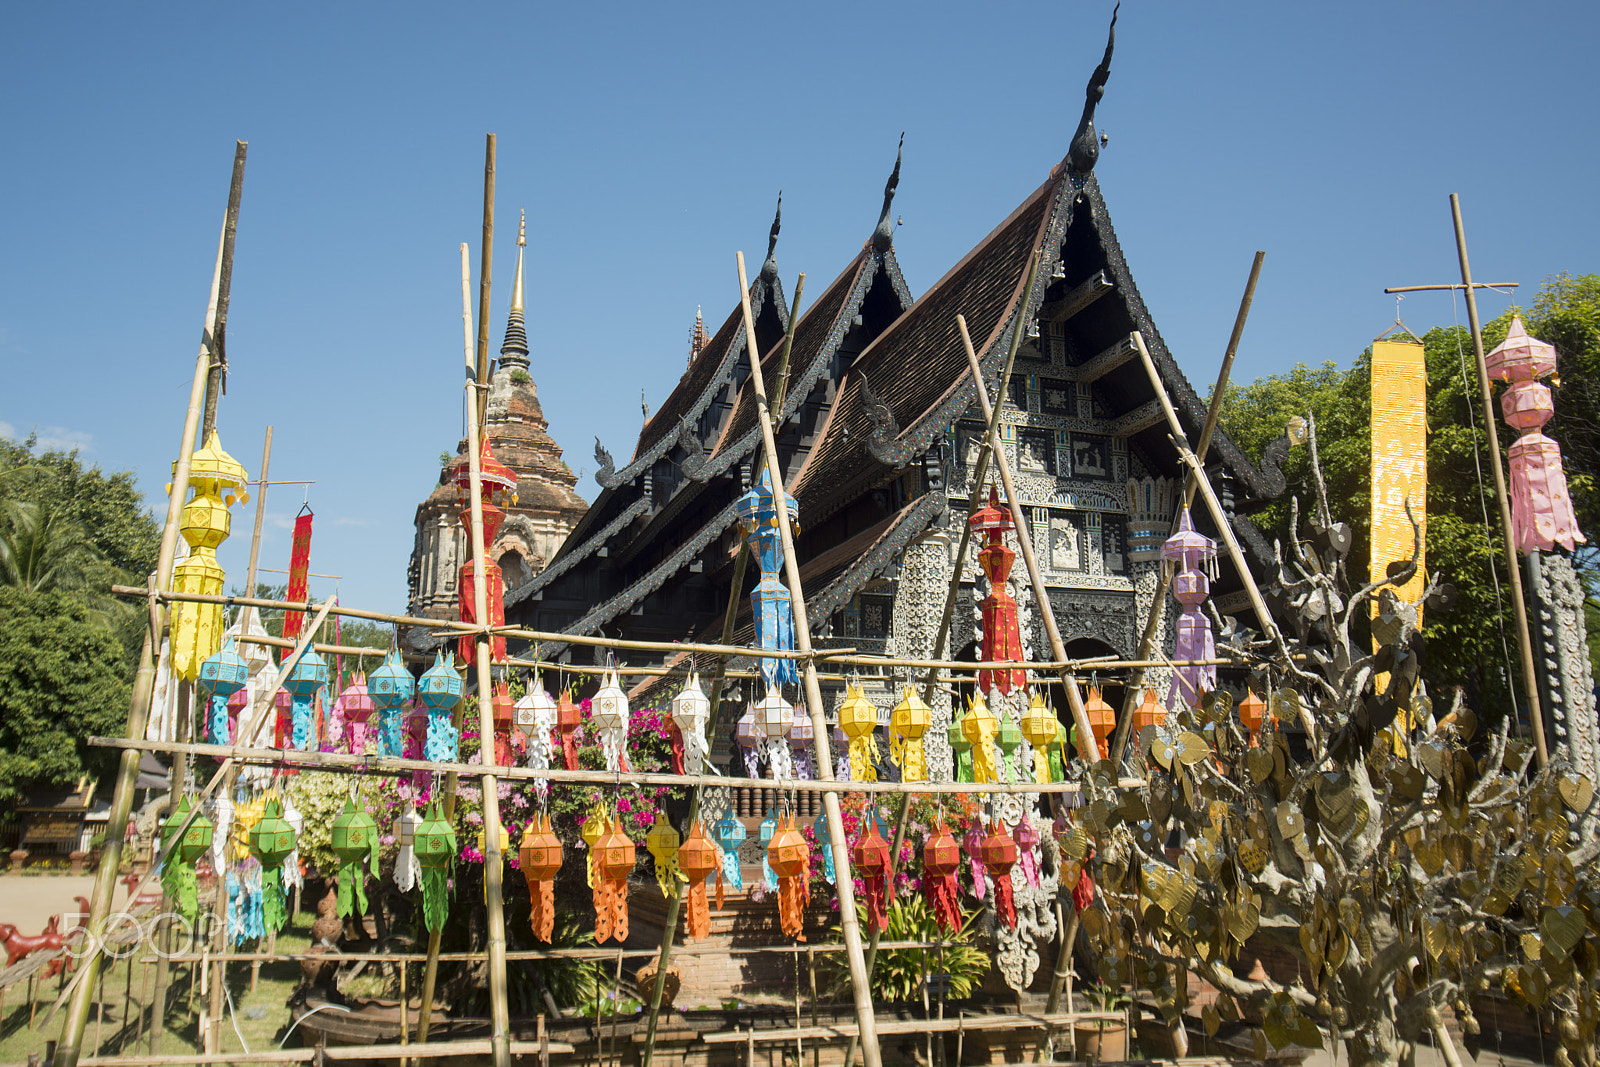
640, 272, 807, 1067
736, 250, 884, 1067
1107, 251, 1263, 768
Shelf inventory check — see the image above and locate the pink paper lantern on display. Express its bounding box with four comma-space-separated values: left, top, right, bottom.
1486, 316, 1585, 553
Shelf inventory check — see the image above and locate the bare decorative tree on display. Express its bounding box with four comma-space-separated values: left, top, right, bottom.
1067, 417, 1600, 1067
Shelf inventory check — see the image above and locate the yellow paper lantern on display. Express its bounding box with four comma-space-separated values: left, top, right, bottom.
838, 684, 879, 782
1018, 691, 1059, 783
960, 692, 999, 783
888, 685, 932, 782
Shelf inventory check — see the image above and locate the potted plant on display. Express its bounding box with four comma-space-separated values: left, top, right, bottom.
1075, 980, 1130, 1062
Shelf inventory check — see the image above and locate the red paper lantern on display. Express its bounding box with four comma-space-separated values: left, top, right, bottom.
851, 812, 893, 934
922, 821, 962, 934
556, 691, 582, 770
981, 827, 1019, 930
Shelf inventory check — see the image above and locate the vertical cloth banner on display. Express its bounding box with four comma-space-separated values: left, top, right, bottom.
1370, 340, 1428, 611
282, 506, 314, 640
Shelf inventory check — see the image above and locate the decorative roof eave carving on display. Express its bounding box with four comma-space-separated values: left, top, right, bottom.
503, 497, 650, 608
531, 497, 743, 658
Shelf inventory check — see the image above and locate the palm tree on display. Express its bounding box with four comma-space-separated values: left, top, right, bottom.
0, 498, 102, 593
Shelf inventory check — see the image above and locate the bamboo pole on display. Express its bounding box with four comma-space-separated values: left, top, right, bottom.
1108, 252, 1263, 768
55, 179, 237, 1067
113, 938, 954, 966
93, 735, 1141, 795
1449, 194, 1547, 769
639, 271, 808, 1067
474, 134, 495, 427
737, 250, 884, 1067
201, 141, 248, 442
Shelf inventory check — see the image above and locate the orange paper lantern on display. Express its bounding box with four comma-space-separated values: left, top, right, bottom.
593, 818, 636, 944
767, 816, 811, 941
518, 814, 563, 943
677, 822, 721, 941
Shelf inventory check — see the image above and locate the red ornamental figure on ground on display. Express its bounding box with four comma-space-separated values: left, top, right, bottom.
981, 824, 1019, 929
971, 486, 1027, 694
593, 816, 635, 944
922, 821, 963, 934
677, 821, 721, 941
519, 814, 563, 943
851, 812, 893, 934
1486, 316, 1586, 553
768, 815, 811, 941
449, 438, 518, 666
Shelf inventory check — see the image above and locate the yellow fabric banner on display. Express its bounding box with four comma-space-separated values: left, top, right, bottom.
1371, 338, 1428, 607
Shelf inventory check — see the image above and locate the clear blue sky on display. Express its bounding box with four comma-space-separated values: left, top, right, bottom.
3, 1, 1596, 616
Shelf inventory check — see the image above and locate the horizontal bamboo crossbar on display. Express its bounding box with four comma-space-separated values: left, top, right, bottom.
131, 941, 949, 965
92, 736, 1142, 794
110, 585, 1257, 673
699, 1010, 1126, 1043
60, 1038, 576, 1065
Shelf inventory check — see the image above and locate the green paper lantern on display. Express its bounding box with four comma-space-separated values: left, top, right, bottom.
249, 797, 297, 931
413, 800, 457, 932
160, 795, 214, 922
947, 720, 973, 783
332, 797, 380, 918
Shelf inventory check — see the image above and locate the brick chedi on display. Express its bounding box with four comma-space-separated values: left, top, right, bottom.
407, 213, 589, 620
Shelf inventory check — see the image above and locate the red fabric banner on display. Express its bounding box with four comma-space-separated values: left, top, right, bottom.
282, 508, 313, 640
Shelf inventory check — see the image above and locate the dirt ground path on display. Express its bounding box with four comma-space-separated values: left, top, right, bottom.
0, 875, 123, 933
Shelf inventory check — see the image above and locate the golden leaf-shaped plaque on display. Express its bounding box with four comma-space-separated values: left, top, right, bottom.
1218, 994, 1241, 1023
1203, 1004, 1222, 1038
1238, 839, 1268, 875
1276, 801, 1305, 839
1413, 838, 1444, 876
1543, 905, 1585, 957
1423, 916, 1449, 960
1546, 854, 1578, 904
1272, 688, 1300, 725
1291, 1014, 1326, 1049
1175, 731, 1210, 766
1521, 931, 1544, 960
1063, 826, 1089, 861
1200, 689, 1233, 724
1483, 891, 1512, 917
1558, 773, 1595, 813
1252, 1027, 1270, 1060
1390, 764, 1426, 802
1474, 928, 1504, 961
1061, 859, 1082, 888
1246, 747, 1273, 784
1416, 741, 1446, 780
1299, 923, 1325, 974
1194, 835, 1225, 878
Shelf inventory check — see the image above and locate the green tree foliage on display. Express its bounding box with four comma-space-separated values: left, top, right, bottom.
0, 587, 132, 805
1220, 273, 1600, 717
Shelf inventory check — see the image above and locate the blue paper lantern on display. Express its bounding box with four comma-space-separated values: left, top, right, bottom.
282, 649, 328, 751
418, 652, 464, 762
197, 637, 249, 746
368, 648, 415, 756
736, 470, 800, 688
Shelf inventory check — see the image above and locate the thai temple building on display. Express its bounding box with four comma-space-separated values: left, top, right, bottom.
406, 216, 589, 622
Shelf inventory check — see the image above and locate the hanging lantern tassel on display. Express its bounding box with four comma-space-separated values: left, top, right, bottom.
923, 821, 963, 934
963, 825, 987, 901
982, 825, 1019, 930
581, 802, 607, 889
159, 796, 214, 924
592, 668, 632, 773
646, 813, 682, 897
249, 797, 298, 933
413, 800, 456, 934
283, 798, 305, 893
851, 811, 892, 934
889, 685, 931, 783
839, 684, 879, 782
519, 813, 562, 943
713, 815, 745, 896
395, 803, 422, 893
332, 797, 379, 918
756, 688, 794, 780
812, 813, 836, 885
1016, 818, 1042, 889
961, 692, 999, 783
948, 722, 973, 783
759, 809, 779, 890
593, 816, 636, 944
556, 691, 582, 771
678, 822, 720, 941
768, 815, 811, 941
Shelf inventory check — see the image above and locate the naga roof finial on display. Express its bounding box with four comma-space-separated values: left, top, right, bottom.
760, 191, 782, 279
1067, 2, 1119, 175
872, 132, 904, 252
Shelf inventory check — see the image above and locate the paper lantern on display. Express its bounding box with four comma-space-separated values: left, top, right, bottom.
248, 797, 297, 932
1082, 686, 1115, 762
996, 708, 1023, 781
591, 666, 631, 772
593, 816, 636, 944
923, 821, 962, 933
980, 826, 1019, 929
767, 815, 811, 941
1163, 508, 1218, 708
1130, 686, 1164, 741
448, 437, 517, 666
971, 485, 1027, 694
787, 701, 816, 779
712, 814, 745, 892
1019, 692, 1059, 784
947, 719, 973, 783
159, 795, 214, 923
519, 813, 562, 943
394, 802, 421, 893
1237, 688, 1268, 744
645, 813, 682, 897
198, 638, 248, 749
1486, 316, 1585, 552
1015, 817, 1042, 889
754, 688, 794, 779
851, 812, 893, 934
369, 649, 414, 757
414, 799, 456, 933
677, 822, 721, 940
331, 797, 379, 917
671, 672, 713, 774
170, 432, 248, 680
488, 680, 515, 765
838, 684, 879, 782
418, 652, 464, 762
738, 469, 801, 687
888, 686, 931, 783
556, 690, 581, 770
734, 703, 762, 777
336, 673, 375, 755
283, 649, 328, 752
960, 692, 999, 783
812, 812, 836, 884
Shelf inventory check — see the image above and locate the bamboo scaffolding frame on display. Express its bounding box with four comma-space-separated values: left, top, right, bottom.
89, 736, 1141, 794
115, 940, 952, 965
